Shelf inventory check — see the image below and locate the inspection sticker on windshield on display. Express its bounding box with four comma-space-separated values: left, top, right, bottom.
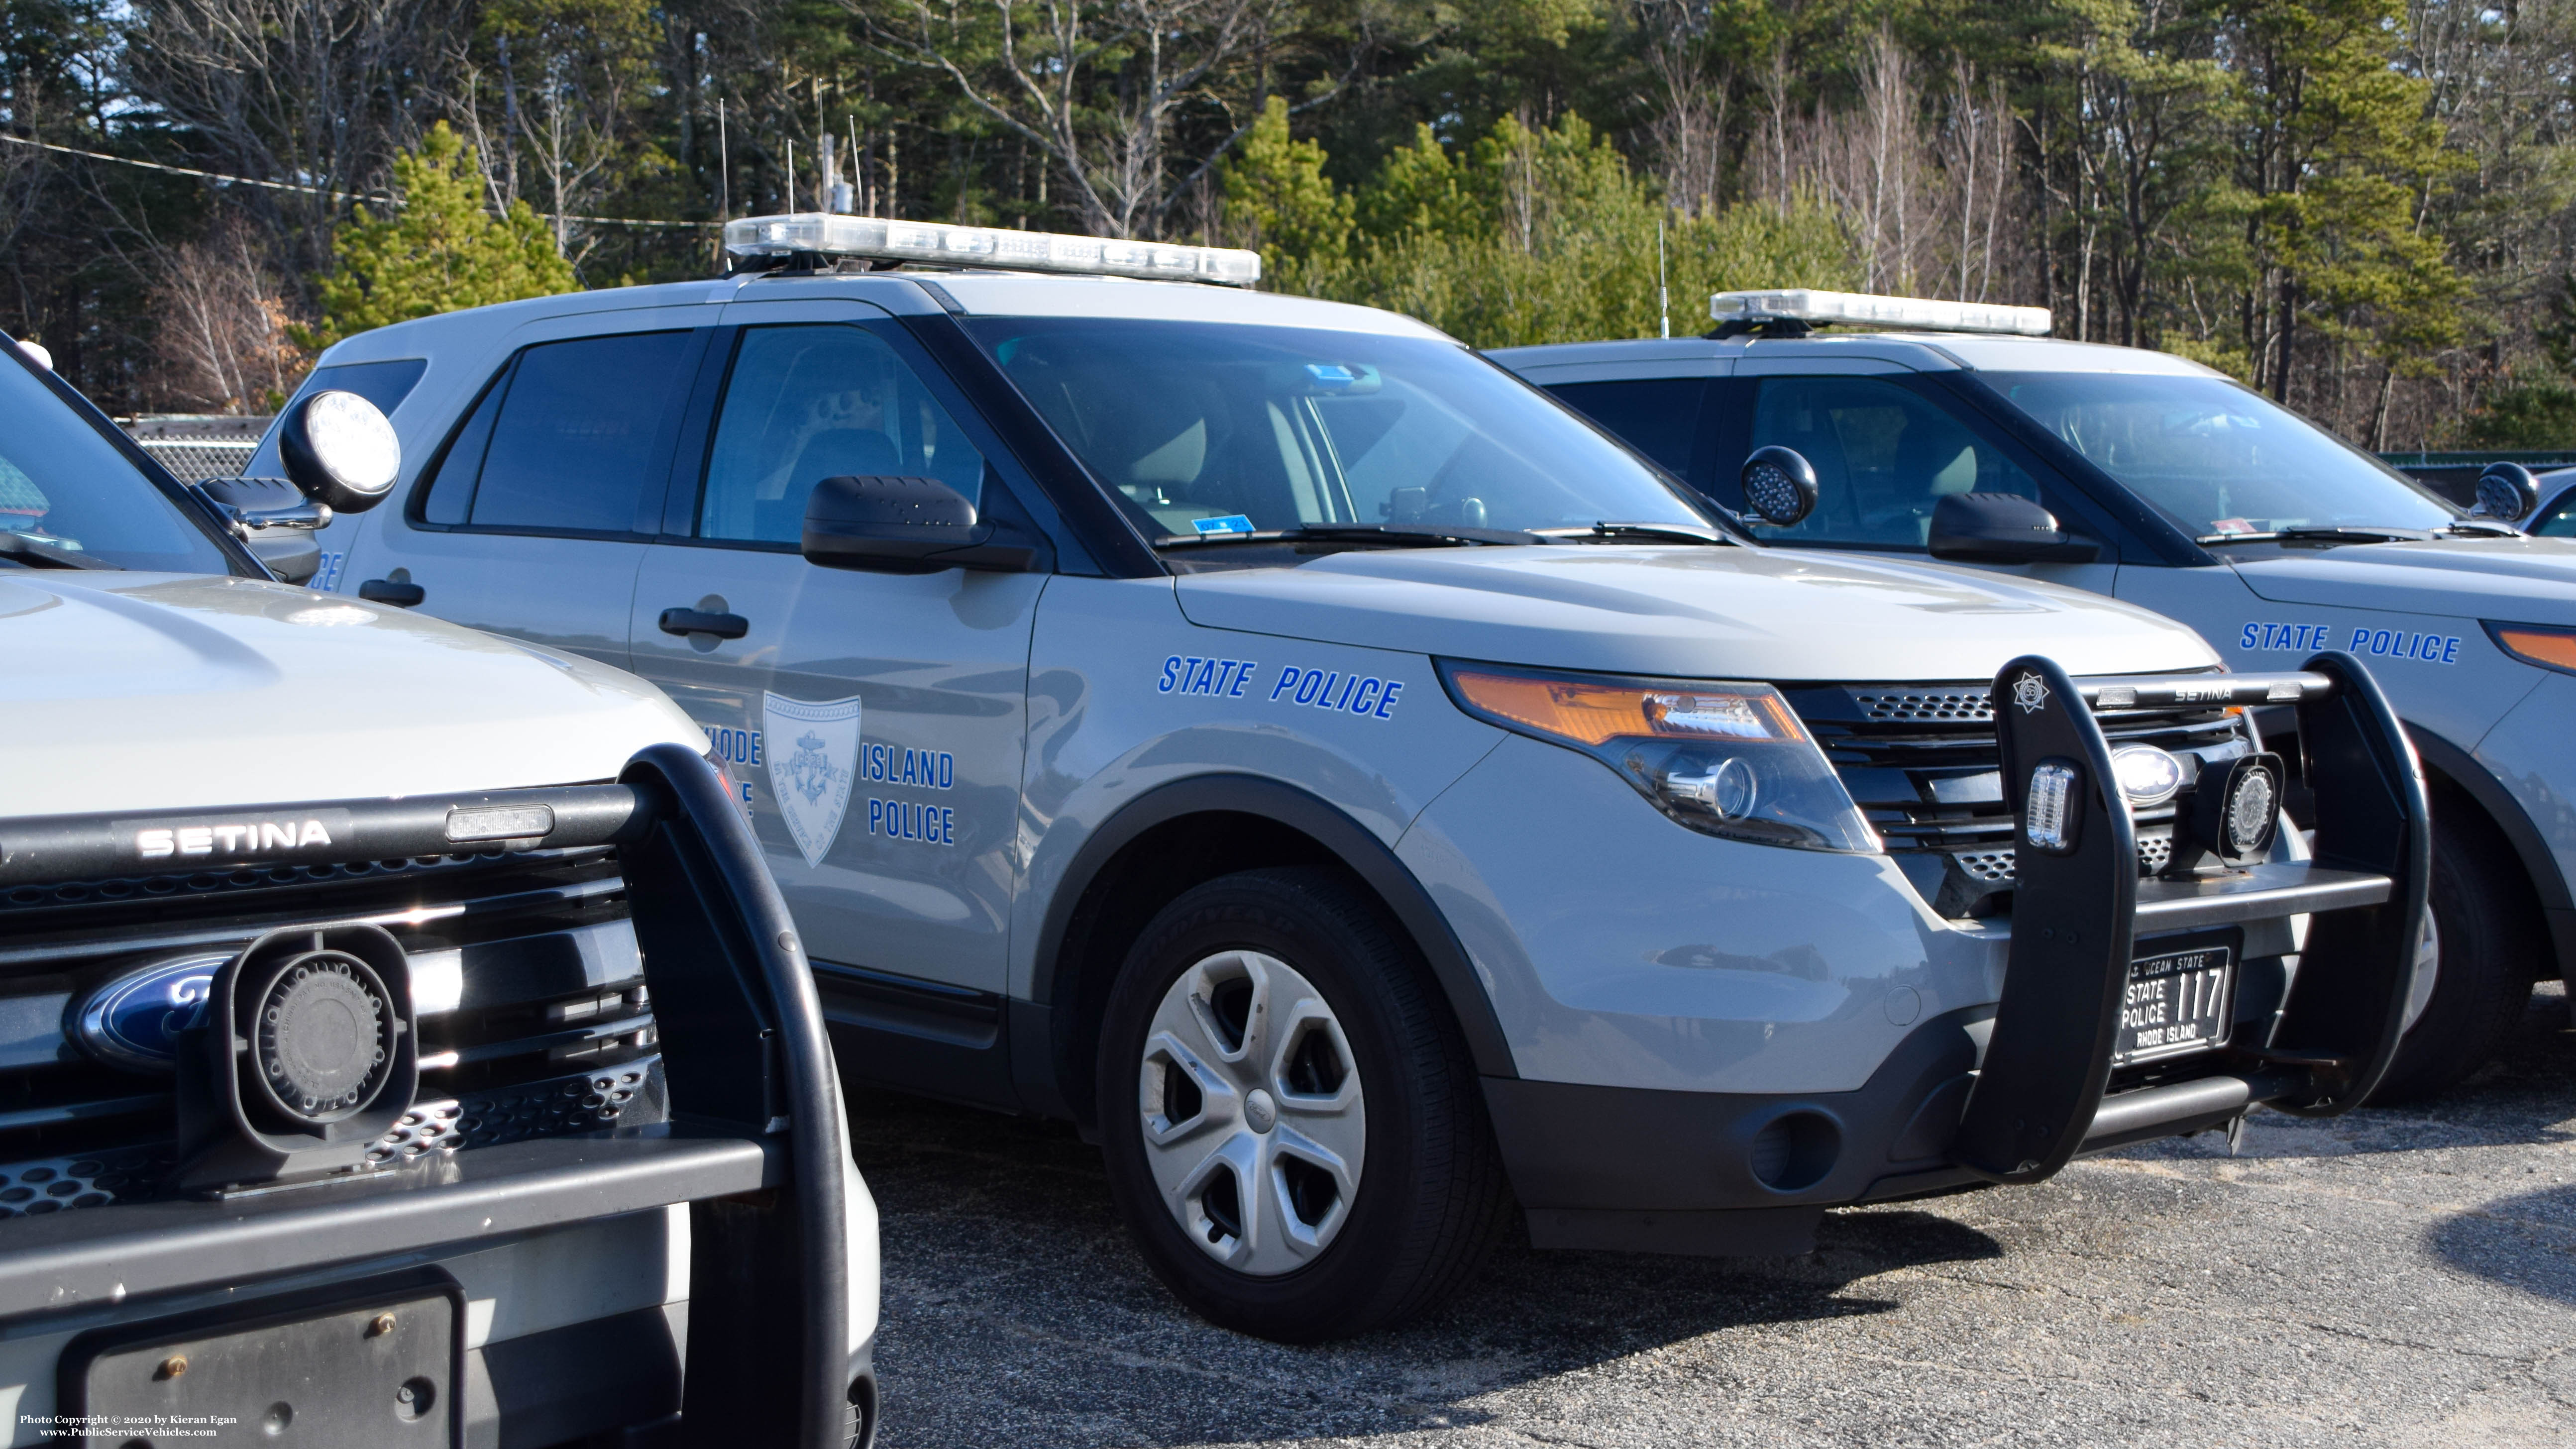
1192, 515, 1256, 535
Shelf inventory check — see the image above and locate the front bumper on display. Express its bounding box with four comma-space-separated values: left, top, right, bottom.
1445, 654, 2428, 1255
0, 746, 868, 1449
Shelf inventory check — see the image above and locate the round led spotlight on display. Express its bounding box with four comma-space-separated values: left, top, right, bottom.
2473, 462, 2539, 522
1739, 446, 1820, 526
250, 949, 399, 1124
2224, 763, 2278, 857
2111, 744, 2185, 808
278, 389, 401, 514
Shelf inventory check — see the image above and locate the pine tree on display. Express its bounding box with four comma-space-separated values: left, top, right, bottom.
1222, 98, 1355, 291
312, 123, 578, 345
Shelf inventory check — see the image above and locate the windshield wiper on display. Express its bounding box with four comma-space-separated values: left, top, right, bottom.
2439, 519, 2521, 538
1538, 521, 1733, 546
1154, 523, 1540, 549
0, 533, 119, 570
2195, 524, 2435, 546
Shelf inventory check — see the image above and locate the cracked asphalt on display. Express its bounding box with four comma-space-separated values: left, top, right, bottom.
846, 982, 2576, 1448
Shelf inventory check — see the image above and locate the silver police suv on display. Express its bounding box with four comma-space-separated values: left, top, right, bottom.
1, 334, 872, 1447
295, 222, 2425, 1341
1499, 288, 2576, 1100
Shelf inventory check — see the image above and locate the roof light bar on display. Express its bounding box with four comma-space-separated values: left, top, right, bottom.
723, 212, 1262, 288
1711, 288, 2052, 336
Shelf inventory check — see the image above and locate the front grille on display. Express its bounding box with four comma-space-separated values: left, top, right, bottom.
0, 846, 664, 1212
1784, 678, 2255, 917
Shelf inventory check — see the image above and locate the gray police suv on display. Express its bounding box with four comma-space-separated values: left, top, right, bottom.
1, 334, 872, 1447
1501, 290, 2576, 1100
296, 220, 2426, 1342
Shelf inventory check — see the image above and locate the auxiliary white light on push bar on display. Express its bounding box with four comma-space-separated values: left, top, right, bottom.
1710, 288, 2052, 336
723, 212, 1263, 287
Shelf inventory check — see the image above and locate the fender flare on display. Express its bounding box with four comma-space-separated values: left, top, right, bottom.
2406, 724, 2576, 978
1025, 774, 1520, 1102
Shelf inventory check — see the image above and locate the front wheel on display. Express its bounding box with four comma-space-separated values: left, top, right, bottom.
1095, 867, 1510, 1341
2368, 814, 2542, 1103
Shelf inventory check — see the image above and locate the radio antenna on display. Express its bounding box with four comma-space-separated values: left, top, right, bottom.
1658, 216, 1671, 339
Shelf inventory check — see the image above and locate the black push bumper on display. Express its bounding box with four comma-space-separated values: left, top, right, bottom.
0, 745, 861, 1449
1486, 652, 2428, 1257
1958, 651, 2427, 1182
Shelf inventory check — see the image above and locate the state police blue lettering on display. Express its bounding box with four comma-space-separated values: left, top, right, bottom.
2238, 620, 2460, 665
1269, 665, 1404, 720
2351, 626, 2461, 664
861, 742, 955, 789
868, 799, 956, 846
1158, 655, 1258, 697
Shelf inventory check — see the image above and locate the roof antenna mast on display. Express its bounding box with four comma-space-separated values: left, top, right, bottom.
1658, 216, 1671, 339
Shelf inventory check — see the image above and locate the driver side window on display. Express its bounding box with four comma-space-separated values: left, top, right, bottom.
698, 324, 984, 545
1746, 376, 2036, 549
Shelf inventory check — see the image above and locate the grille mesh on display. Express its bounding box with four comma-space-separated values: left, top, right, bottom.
1852, 689, 1995, 724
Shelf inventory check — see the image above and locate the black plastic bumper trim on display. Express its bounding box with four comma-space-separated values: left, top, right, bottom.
0, 1132, 774, 1321
2079, 1072, 2300, 1154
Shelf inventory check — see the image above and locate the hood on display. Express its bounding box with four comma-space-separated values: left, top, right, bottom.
1, 573, 701, 817
1175, 545, 2217, 681
2231, 536, 2576, 626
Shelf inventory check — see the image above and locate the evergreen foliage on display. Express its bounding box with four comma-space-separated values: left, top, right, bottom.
312, 123, 578, 346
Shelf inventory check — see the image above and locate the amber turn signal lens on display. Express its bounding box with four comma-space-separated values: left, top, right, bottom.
2489, 623, 2576, 676
1445, 668, 1805, 747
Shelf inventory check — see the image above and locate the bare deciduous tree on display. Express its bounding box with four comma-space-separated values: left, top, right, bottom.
143, 212, 307, 412
857, 0, 1373, 239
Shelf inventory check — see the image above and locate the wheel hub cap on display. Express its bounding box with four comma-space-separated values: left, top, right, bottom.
1137, 950, 1365, 1276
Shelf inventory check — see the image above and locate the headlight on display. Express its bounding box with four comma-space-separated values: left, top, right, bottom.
1437, 662, 1881, 852
2486, 621, 2576, 676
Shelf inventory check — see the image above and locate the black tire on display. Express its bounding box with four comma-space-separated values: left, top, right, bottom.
2368, 813, 2544, 1103
1094, 866, 1511, 1342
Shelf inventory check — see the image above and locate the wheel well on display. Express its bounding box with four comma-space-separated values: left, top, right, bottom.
1047, 811, 1361, 1130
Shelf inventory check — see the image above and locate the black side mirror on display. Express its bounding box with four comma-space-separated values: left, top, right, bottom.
2473, 462, 2540, 522
278, 389, 401, 514
1739, 446, 1819, 526
1928, 492, 2102, 564
193, 475, 325, 583
801, 475, 1036, 574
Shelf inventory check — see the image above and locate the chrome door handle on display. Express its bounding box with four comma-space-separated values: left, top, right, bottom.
659, 607, 749, 640
358, 578, 425, 607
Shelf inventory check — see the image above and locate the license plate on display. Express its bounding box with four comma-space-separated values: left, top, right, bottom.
2115, 945, 2235, 1066
72, 1284, 455, 1444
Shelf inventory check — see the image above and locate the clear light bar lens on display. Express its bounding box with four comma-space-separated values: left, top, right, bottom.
1711, 288, 2052, 336
2026, 763, 2078, 851
723, 212, 1262, 287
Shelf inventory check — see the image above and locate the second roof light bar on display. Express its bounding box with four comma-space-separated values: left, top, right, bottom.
724, 212, 1263, 287
1711, 287, 2053, 336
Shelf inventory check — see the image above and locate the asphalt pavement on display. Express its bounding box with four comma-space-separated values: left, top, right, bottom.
848, 982, 2576, 1448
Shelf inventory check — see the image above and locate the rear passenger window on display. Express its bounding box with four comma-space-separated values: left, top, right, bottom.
695, 324, 984, 546
419, 331, 697, 535
1546, 379, 1707, 479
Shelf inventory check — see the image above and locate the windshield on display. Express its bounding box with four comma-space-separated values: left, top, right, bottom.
1979, 372, 2460, 537
0, 352, 233, 572
962, 317, 1713, 539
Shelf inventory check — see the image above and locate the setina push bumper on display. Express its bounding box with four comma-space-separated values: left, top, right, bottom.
0, 746, 866, 1449
1962, 650, 2427, 1183
1496, 651, 2428, 1256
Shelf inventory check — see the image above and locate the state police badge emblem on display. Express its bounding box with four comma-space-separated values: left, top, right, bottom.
2012, 671, 2050, 715
761, 693, 862, 868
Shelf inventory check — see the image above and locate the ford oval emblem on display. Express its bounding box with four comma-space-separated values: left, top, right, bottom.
2111, 744, 2186, 808
70, 953, 227, 1072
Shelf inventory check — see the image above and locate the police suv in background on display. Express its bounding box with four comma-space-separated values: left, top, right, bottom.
291, 218, 2426, 1342
0, 335, 874, 1448
1499, 292, 2576, 1100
